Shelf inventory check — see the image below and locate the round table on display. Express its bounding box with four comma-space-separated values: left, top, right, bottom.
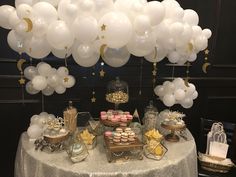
15, 130, 198, 177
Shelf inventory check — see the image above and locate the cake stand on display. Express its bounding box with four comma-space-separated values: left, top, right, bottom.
161, 123, 186, 142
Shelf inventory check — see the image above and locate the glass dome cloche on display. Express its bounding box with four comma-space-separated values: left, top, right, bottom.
106, 77, 129, 109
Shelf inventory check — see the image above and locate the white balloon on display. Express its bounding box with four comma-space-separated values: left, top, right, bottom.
47, 74, 60, 87
39, 0, 59, 7
133, 15, 151, 35
30, 114, 40, 124
173, 78, 185, 89
32, 17, 48, 37
192, 25, 202, 36
144, 1, 165, 26
0, 5, 15, 29
15, 20, 31, 37
185, 83, 196, 96
155, 85, 165, 97
24, 66, 38, 80
15, 0, 35, 7
72, 43, 99, 67
47, 20, 74, 50
37, 62, 52, 76
167, 51, 180, 63
194, 35, 208, 51
55, 85, 66, 94
144, 44, 167, 63
25, 36, 51, 59
57, 66, 69, 77
127, 32, 155, 57
61, 75, 75, 88
25, 81, 40, 94
188, 53, 197, 62
174, 89, 185, 101
52, 47, 72, 59
42, 85, 54, 96
170, 22, 184, 38
32, 75, 47, 90
163, 94, 175, 107
181, 97, 193, 108
8, 11, 21, 29
192, 91, 198, 100
93, 0, 114, 19
72, 16, 98, 43
103, 46, 130, 67
27, 124, 43, 139
16, 4, 33, 19
33, 2, 58, 24
202, 28, 212, 39
183, 9, 199, 26
78, 0, 95, 12
58, 0, 78, 24
98, 12, 132, 48
7, 30, 25, 53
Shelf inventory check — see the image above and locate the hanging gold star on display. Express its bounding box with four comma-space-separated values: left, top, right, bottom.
99, 69, 105, 77
152, 70, 157, 76
91, 97, 96, 103
101, 24, 106, 31
64, 77, 69, 82
204, 49, 210, 55
18, 78, 25, 85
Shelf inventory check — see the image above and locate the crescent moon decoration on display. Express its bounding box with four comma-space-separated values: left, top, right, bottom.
153, 47, 158, 60
188, 42, 194, 53
23, 18, 33, 32
100, 44, 107, 60
184, 77, 189, 87
17, 59, 26, 72
202, 62, 211, 73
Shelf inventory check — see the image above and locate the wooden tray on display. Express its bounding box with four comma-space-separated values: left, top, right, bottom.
104, 136, 143, 162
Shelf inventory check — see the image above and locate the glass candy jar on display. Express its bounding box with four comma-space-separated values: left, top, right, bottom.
105, 77, 129, 109
66, 133, 88, 163
63, 101, 78, 134
143, 101, 158, 132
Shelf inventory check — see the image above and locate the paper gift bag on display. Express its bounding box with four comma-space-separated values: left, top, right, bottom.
209, 141, 229, 159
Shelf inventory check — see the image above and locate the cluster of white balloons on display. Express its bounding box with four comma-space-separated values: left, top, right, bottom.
24, 62, 75, 96
0, 0, 211, 67
154, 78, 198, 108
27, 112, 55, 139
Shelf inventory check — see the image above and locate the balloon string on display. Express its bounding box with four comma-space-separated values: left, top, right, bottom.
30, 57, 33, 66
171, 65, 175, 80
41, 92, 45, 112
64, 53, 68, 67
139, 58, 143, 95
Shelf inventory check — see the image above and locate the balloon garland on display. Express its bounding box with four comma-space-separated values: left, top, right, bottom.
154, 78, 198, 108
24, 62, 76, 96
0, 0, 211, 67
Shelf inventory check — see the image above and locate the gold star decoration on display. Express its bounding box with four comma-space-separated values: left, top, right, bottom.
99, 69, 105, 77
91, 97, 96, 103
204, 49, 210, 55
18, 78, 25, 85
64, 77, 69, 82
101, 24, 106, 31
152, 70, 157, 76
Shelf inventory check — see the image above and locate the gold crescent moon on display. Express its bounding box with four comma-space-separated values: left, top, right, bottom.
202, 62, 211, 73
100, 44, 107, 60
153, 47, 157, 60
23, 18, 33, 32
184, 77, 189, 87
17, 59, 26, 72
188, 42, 193, 53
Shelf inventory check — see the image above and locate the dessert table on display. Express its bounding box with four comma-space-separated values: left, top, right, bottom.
15, 130, 198, 177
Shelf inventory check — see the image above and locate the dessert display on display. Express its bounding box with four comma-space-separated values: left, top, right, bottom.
161, 110, 186, 142
106, 77, 129, 109
143, 100, 158, 132
66, 133, 89, 163
143, 129, 166, 160
79, 129, 96, 149
100, 110, 133, 127
103, 127, 143, 162
63, 101, 78, 134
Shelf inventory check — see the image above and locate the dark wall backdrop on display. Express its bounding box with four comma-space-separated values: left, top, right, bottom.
1, 0, 236, 177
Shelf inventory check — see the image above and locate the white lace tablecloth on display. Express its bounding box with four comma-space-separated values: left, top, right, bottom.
15, 130, 197, 177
